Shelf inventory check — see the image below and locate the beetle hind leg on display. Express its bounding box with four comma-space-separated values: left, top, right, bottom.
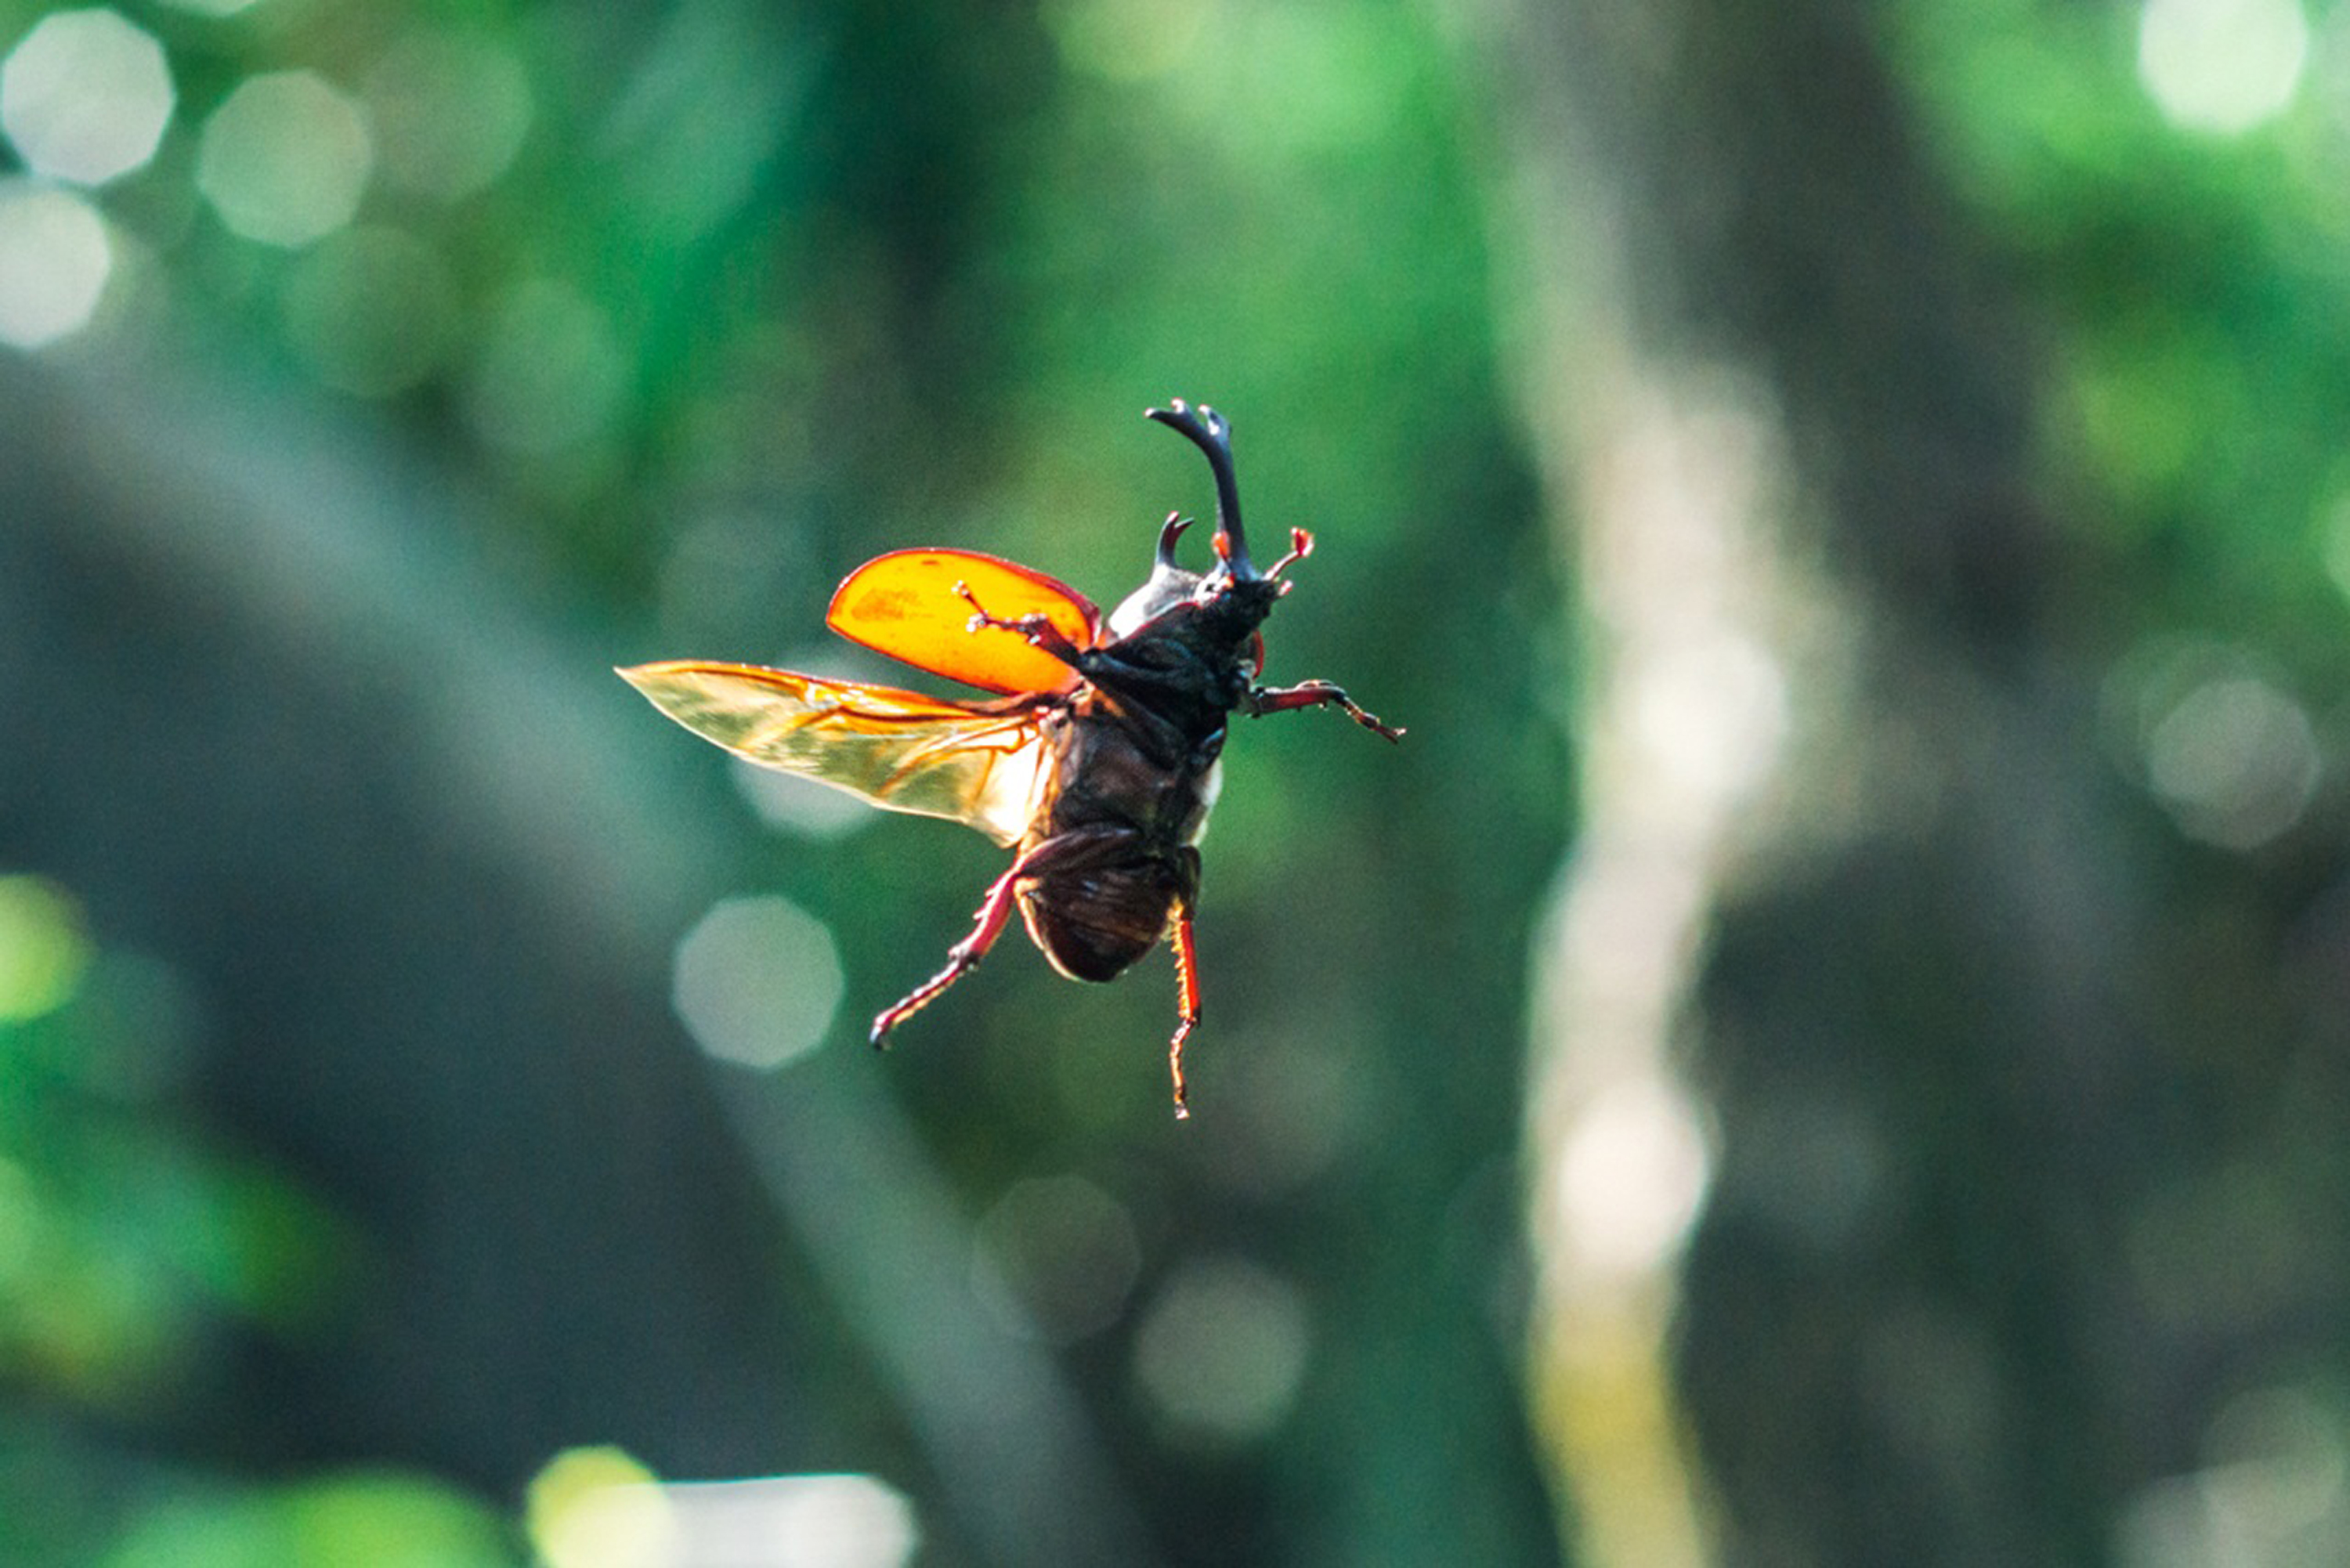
869, 860, 1029, 1046
1167, 897, 1202, 1119
870, 826, 1134, 1049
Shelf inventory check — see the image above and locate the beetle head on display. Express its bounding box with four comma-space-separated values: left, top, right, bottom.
1115, 400, 1297, 637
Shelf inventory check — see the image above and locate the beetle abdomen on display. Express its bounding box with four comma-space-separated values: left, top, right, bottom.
1020, 865, 1177, 982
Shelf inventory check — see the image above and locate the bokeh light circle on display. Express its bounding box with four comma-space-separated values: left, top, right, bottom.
0, 874, 92, 1021
1133, 1257, 1311, 1443
2138, 0, 2308, 133
281, 225, 458, 396
731, 760, 876, 840
671, 894, 844, 1069
0, 179, 112, 350
971, 1175, 1143, 1344
2143, 674, 2318, 849
363, 30, 532, 201
197, 71, 374, 247
0, 9, 173, 186
465, 277, 630, 455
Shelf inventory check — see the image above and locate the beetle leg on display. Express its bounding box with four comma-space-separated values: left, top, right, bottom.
869, 864, 1025, 1046
1168, 897, 1201, 1119
870, 826, 1130, 1046
1246, 680, 1406, 742
954, 581, 1088, 668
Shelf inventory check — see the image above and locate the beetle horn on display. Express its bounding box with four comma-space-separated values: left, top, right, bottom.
1155, 510, 1192, 568
1146, 399, 1256, 581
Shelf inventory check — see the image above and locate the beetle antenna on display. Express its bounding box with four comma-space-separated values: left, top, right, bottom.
1265, 526, 1314, 580
1146, 399, 1256, 581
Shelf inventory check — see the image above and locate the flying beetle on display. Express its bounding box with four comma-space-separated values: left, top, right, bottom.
620, 400, 1401, 1115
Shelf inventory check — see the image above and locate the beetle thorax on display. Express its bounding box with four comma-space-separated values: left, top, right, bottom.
1107, 562, 1203, 639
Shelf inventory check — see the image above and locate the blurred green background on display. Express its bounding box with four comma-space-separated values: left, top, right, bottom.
3, 0, 2349, 1564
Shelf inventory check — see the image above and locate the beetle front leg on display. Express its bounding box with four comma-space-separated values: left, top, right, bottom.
870, 826, 1128, 1045
955, 582, 1088, 669
1246, 680, 1405, 742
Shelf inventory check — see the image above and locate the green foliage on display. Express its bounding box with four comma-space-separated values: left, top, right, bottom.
1893, 0, 2350, 641
0, 876, 504, 1564
102, 1472, 515, 1568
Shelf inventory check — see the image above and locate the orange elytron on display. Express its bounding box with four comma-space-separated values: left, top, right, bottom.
621, 401, 1401, 1115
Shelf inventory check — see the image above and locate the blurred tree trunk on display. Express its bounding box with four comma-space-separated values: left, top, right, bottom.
1490, 0, 2186, 1563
